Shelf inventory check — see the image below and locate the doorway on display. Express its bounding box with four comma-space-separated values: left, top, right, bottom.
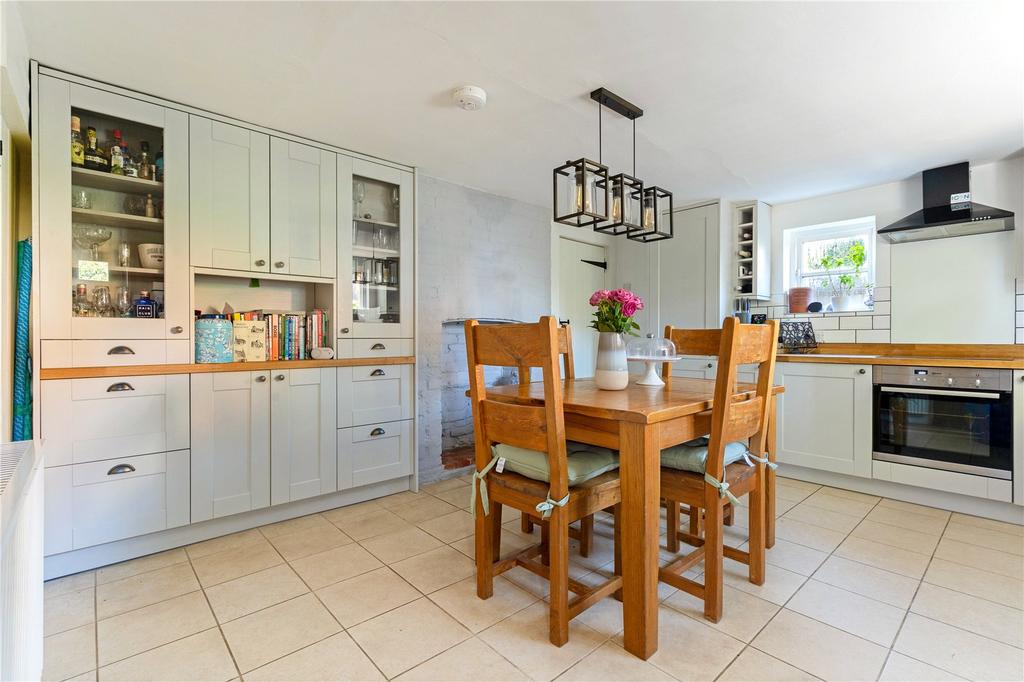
557, 238, 608, 378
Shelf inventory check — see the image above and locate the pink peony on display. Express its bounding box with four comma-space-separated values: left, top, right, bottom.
621, 300, 639, 317
588, 289, 611, 306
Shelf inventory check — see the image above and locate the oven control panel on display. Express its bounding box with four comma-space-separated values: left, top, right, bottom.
873, 366, 1012, 392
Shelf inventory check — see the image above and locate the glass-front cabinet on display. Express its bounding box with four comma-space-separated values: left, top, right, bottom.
38, 75, 188, 341
338, 157, 413, 339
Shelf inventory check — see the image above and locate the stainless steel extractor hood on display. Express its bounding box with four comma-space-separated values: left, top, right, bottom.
878, 162, 1015, 243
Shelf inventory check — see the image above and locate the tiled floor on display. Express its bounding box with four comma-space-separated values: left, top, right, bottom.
43, 476, 1024, 681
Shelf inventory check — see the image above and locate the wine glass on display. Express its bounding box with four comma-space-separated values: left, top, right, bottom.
72, 225, 113, 260
92, 286, 114, 317
115, 286, 133, 317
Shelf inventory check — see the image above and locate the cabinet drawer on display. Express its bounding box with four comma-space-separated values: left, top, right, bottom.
71, 340, 169, 367
344, 338, 413, 359
338, 365, 413, 427
339, 420, 413, 489
42, 375, 189, 466
70, 450, 189, 549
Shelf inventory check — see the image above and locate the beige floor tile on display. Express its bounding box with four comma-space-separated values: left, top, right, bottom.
45, 571, 95, 599
62, 670, 97, 681
204, 564, 309, 623
391, 496, 460, 524
267, 523, 353, 561
851, 519, 940, 555
834, 536, 931, 578
924, 557, 1024, 609
97, 591, 214, 666
479, 601, 605, 681
864, 505, 949, 536
376, 490, 432, 508
432, 485, 473, 509
763, 537, 828, 576
259, 512, 333, 539
349, 597, 472, 678
812, 555, 920, 608
43, 623, 95, 682
97, 628, 236, 682
933, 536, 1023, 579
244, 632, 384, 681
818, 486, 881, 504
894, 613, 1024, 682
718, 647, 819, 682
321, 500, 383, 526
724, 558, 807, 606
330, 507, 415, 541
220, 593, 341, 672
95, 562, 199, 620
950, 512, 1024, 536
752, 609, 888, 681
568, 533, 617, 573
417, 509, 476, 543
495, 565, 551, 599
800, 489, 876, 517
185, 528, 264, 560
191, 538, 282, 587
316, 566, 421, 627
625, 605, 743, 681
396, 637, 528, 681
557, 640, 674, 681
289, 542, 383, 590
450, 529, 535, 560
360, 526, 444, 564
944, 521, 1024, 556
429, 575, 537, 633
911, 582, 1024, 648
879, 652, 966, 681
391, 545, 476, 593
665, 584, 779, 642
786, 579, 906, 647
773, 517, 846, 552
45, 586, 95, 636
876, 497, 951, 519
782, 502, 863, 533
95, 549, 188, 585
422, 477, 469, 495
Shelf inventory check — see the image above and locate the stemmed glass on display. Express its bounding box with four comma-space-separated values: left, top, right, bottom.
354, 182, 366, 218
115, 286, 133, 317
73, 225, 113, 260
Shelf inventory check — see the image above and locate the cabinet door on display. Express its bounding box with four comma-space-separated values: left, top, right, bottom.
190, 371, 270, 522
1014, 370, 1023, 506
270, 138, 336, 277
189, 117, 270, 272
339, 420, 414, 490
338, 364, 414, 427
670, 358, 716, 379
270, 368, 337, 504
776, 363, 872, 477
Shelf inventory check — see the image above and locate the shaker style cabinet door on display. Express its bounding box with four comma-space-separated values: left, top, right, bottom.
190, 371, 271, 522
269, 138, 337, 278
189, 117, 270, 272
270, 368, 338, 504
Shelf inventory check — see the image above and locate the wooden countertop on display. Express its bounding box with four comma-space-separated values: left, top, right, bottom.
776, 343, 1024, 370
39, 356, 415, 380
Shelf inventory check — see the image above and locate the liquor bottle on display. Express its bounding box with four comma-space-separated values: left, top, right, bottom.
154, 147, 164, 182
138, 141, 151, 180
109, 129, 124, 175
84, 127, 109, 172
145, 193, 155, 218
70, 116, 85, 167
122, 139, 138, 177
133, 290, 157, 318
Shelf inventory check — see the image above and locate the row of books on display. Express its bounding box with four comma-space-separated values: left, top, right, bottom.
228, 308, 330, 362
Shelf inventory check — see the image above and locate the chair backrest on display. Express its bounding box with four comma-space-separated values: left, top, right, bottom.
518, 322, 574, 384
465, 316, 569, 499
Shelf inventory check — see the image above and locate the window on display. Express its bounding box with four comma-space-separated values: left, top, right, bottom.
784, 217, 876, 305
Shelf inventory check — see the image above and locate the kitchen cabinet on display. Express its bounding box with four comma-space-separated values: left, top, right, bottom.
190, 371, 271, 522
670, 358, 717, 380
1014, 370, 1023, 506
776, 362, 873, 477
339, 419, 414, 490
270, 367, 338, 504
733, 200, 771, 301
338, 364, 414, 427
189, 117, 270, 272
270, 138, 337, 278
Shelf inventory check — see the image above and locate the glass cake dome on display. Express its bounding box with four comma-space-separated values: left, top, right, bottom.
626, 333, 677, 359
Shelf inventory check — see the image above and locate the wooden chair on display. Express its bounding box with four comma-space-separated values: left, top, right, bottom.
467, 316, 623, 646
657, 317, 779, 622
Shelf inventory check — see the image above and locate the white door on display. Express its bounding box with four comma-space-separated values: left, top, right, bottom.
270, 368, 337, 504
658, 202, 714, 331
190, 371, 270, 522
189, 117, 270, 272
558, 238, 607, 378
270, 138, 337, 277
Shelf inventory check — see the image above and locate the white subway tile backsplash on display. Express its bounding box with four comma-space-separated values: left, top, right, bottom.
1017, 328, 1024, 344
1016, 278, 1024, 295
872, 301, 891, 315
874, 286, 891, 302
873, 315, 891, 329
1016, 311, 1024, 327
839, 316, 873, 330
810, 317, 840, 332
820, 330, 857, 343
1016, 294, 1024, 311
857, 329, 891, 343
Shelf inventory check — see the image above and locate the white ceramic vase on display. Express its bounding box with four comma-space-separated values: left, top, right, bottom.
594, 332, 629, 390
830, 293, 859, 312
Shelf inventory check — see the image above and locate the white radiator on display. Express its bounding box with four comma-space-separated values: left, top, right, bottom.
0, 441, 44, 682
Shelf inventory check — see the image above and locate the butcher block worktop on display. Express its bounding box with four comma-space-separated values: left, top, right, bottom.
777, 343, 1024, 370
39, 356, 415, 380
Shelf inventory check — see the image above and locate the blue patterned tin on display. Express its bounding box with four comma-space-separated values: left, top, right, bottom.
195, 315, 234, 363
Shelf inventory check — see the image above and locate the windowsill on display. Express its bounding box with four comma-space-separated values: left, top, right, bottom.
777, 307, 875, 317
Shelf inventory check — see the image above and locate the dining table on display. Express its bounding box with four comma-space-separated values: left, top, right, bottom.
482, 376, 783, 660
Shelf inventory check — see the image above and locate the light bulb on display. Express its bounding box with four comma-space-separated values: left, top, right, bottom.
611, 186, 622, 222
643, 196, 655, 229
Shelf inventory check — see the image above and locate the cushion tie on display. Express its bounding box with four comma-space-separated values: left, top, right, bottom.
469, 455, 501, 517
535, 492, 569, 519
742, 451, 778, 470
704, 472, 740, 506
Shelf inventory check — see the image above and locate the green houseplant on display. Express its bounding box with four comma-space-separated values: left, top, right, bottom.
813, 241, 869, 312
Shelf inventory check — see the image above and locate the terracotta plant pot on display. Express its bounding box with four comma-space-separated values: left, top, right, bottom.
788, 287, 812, 313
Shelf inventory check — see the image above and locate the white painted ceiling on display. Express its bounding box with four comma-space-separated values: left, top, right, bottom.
16, 1, 1024, 207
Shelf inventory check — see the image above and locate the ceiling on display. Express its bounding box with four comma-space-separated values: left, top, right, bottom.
16, 1, 1024, 208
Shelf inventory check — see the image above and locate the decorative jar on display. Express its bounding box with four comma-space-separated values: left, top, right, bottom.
195, 315, 233, 363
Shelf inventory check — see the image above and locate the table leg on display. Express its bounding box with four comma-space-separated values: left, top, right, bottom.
766, 394, 777, 549
619, 421, 660, 660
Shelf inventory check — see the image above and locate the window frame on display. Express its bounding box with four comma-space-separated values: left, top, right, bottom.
784, 216, 876, 294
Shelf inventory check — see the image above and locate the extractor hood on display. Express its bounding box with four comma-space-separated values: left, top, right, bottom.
878, 162, 1015, 243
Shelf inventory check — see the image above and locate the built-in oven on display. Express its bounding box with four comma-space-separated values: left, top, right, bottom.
873, 366, 1014, 479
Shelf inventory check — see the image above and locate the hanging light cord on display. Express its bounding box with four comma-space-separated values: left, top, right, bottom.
632, 118, 636, 177
598, 101, 603, 163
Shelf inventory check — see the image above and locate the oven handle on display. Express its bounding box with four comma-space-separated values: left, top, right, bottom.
879, 386, 1002, 400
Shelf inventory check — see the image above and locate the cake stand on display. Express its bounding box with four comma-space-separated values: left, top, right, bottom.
626, 355, 683, 386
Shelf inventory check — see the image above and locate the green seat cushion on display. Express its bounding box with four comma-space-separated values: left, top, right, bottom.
660, 436, 750, 473
491, 441, 619, 486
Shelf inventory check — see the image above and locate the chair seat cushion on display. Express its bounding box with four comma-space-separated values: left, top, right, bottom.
491, 441, 619, 486
661, 436, 749, 474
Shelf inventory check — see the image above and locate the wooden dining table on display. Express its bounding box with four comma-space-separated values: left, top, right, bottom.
483, 376, 783, 660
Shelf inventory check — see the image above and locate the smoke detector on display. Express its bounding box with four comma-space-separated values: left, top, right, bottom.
452, 85, 487, 111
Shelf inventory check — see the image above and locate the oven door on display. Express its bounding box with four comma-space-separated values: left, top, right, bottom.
873, 384, 1013, 478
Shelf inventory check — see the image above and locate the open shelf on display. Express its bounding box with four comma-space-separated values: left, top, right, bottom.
354, 217, 399, 229
354, 282, 398, 291
72, 208, 163, 231
72, 167, 163, 195
353, 245, 400, 259
73, 264, 163, 276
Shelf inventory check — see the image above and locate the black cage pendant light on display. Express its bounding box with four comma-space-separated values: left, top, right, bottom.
629, 185, 674, 242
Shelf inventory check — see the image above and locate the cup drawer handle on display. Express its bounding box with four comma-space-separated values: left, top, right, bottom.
106, 382, 135, 392
107, 463, 136, 476
370, 427, 386, 437
107, 345, 135, 355
370, 343, 386, 350
370, 369, 386, 377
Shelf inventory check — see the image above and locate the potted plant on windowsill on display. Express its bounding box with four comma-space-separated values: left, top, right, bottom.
814, 241, 870, 312
588, 288, 644, 390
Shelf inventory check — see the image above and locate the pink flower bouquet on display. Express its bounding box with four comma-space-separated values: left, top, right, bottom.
588, 288, 644, 335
